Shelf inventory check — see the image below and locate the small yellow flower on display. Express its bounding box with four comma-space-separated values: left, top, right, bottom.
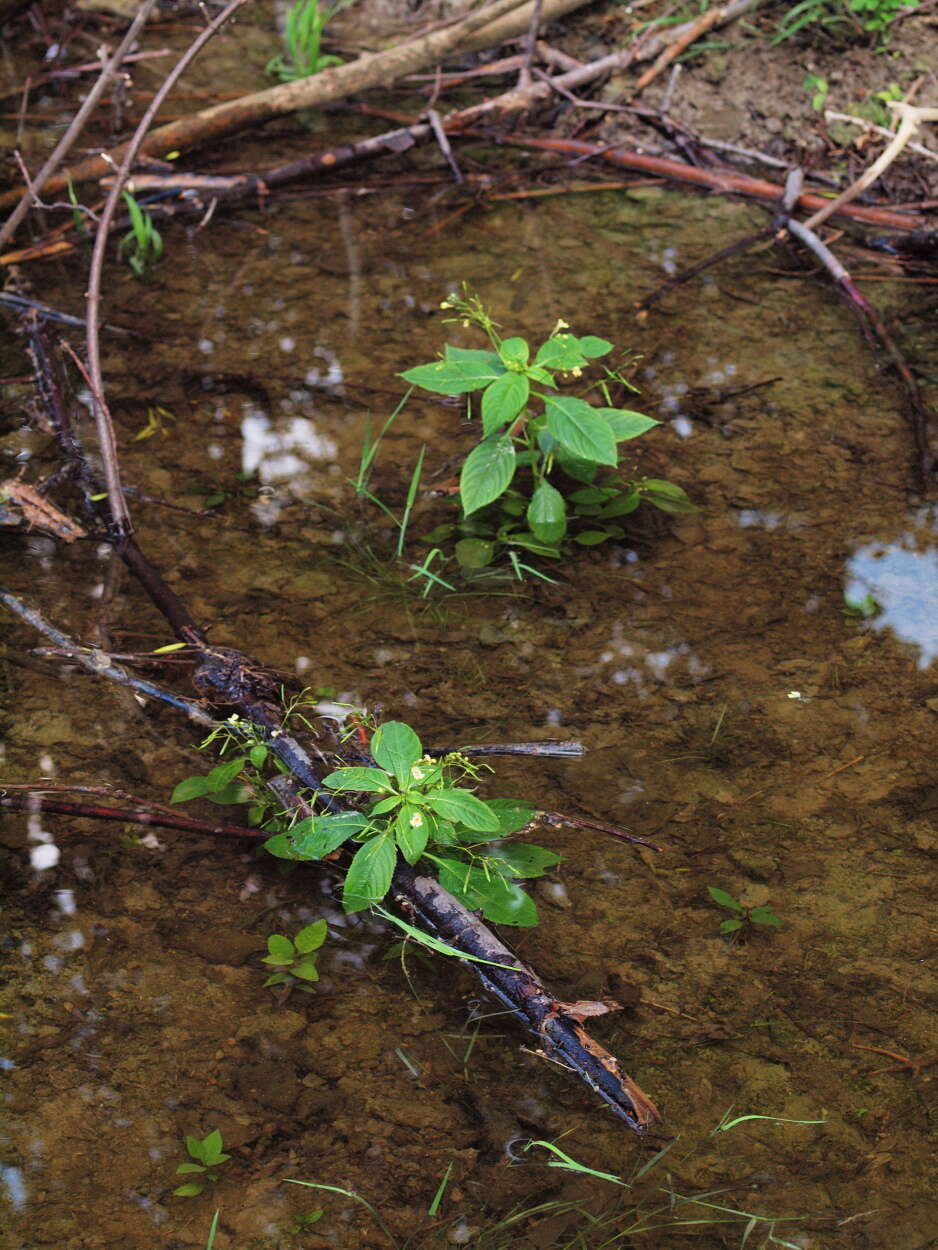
409, 812, 424, 829
410, 765, 426, 782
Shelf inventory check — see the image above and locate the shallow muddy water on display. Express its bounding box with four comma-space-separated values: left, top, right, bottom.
2, 156, 938, 1250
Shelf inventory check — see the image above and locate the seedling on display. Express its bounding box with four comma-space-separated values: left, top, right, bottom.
803, 73, 829, 111
842, 590, 879, 618
119, 190, 163, 278
266, 0, 350, 82
262, 919, 328, 993
395, 289, 694, 575
707, 886, 780, 934
173, 1129, 231, 1197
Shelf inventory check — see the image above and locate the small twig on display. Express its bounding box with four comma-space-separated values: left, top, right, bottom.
0, 0, 161, 253
426, 108, 463, 182
660, 64, 681, 115
818, 754, 865, 781
805, 103, 938, 232
84, 0, 251, 537
0, 588, 215, 725
518, 0, 543, 89
824, 110, 938, 164
0, 792, 264, 842
630, 6, 724, 99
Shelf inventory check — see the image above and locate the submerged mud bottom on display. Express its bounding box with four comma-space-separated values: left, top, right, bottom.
2, 127, 937, 1248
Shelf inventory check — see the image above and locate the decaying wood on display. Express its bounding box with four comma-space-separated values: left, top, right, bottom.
0, 478, 86, 542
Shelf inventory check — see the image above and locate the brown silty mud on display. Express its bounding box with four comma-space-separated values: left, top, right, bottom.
2, 4, 937, 1248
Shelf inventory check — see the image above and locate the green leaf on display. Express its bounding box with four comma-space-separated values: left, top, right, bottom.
534, 334, 588, 371
176, 1162, 207, 1175
295, 919, 328, 953
485, 842, 561, 878
173, 1183, 204, 1197
485, 797, 537, 835
200, 1131, 228, 1165
720, 917, 745, 933
750, 907, 781, 926
568, 487, 617, 505
556, 453, 597, 484
642, 480, 699, 514
263, 972, 291, 987
422, 789, 501, 831
170, 776, 210, 804
395, 805, 430, 864
266, 934, 295, 963
460, 434, 517, 515
371, 721, 423, 786
292, 959, 320, 982
481, 371, 529, 436
401, 358, 502, 395
546, 396, 617, 466
343, 834, 396, 913
595, 408, 659, 441
444, 345, 504, 370
573, 530, 616, 545
202, 782, 251, 806
262, 833, 293, 859
599, 487, 641, 518
707, 886, 743, 911
370, 795, 403, 816
249, 744, 268, 769
185, 1135, 205, 1162
526, 480, 567, 544
498, 336, 529, 367
454, 537, 497, 569
578, 335, 614, 357
290, 812, 369, 859
323, 766, 395, 793
205, 757, 247, 793
436, 860, 539, 926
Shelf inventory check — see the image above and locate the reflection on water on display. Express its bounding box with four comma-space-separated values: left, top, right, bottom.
845, 524, 938, 668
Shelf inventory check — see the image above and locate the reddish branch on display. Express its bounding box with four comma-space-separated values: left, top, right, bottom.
0, 792, 264, 841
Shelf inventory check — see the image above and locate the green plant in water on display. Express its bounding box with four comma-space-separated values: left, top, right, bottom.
262, 918, 327, 992
266, 0, 348, 81
173, 1129, 231, 1197
264, 720, 557, 924
170, 709, 557, 926
119, 190, 163, 278
399, 289, 695, 574
707, 886, 780, 935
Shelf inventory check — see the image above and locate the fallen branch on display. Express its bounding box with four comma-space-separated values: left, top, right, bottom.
494, 135, 926, 231
0, 0, 588, 211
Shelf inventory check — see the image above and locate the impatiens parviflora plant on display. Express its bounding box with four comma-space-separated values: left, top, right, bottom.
262, 919, 328, 993
263, 721, 558, 926
400, 290, 696, 569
